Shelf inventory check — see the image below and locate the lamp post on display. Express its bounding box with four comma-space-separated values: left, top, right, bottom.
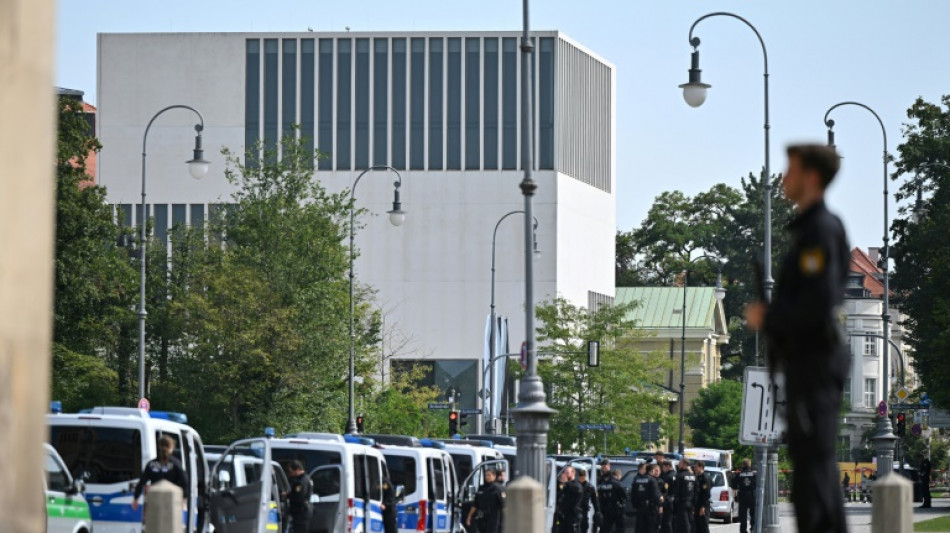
823, 102, 896, 475
346, 165, 405, 435
487, 211, 540, 435
138, 105, 209, 402
510, 0, 556, 486
677, 255, 725, 455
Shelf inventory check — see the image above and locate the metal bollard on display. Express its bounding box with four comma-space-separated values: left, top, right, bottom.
144, 480, 184, 533
871, 473, 912, 533
504, 476, 546, 533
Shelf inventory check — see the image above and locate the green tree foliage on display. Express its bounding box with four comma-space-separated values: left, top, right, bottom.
616, 174, 795, 377
686, 379, 753, 460
890, 96, 950, 409
357, 364, 445, 437
535, 298, 673, 455
53, 96, 136, 403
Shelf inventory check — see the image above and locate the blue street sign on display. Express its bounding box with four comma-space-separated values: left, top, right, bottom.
428, 403, 452, 410
460, 408, 481, 415
878, 400, 888, 417
890, 403, 926, 411
578, 423, 615, 431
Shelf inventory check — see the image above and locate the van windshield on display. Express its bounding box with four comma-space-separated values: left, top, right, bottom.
384, 456, 417, 495
272, 447, 342, 473
49, 426, 143, 485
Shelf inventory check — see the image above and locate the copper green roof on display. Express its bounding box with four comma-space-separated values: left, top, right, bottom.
616, 287, 719, 330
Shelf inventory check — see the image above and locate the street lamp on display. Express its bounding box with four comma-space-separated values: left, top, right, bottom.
510, 0, 556, 486
346, 165, 405, 435
909, 162, 948, 223
487, 211, 540, 435
677, 255, 725, 456
823, 102, 895, 475
138, 105, 208, 402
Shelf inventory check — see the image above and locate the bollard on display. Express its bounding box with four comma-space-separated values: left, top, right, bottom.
871, 473, 912, 533
144, 480, 184, 533
504, 476, 546, 533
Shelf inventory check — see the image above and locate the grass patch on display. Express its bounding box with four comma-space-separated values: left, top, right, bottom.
915, 516, 950, 532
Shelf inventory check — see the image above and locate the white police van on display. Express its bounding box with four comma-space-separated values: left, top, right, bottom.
366, 435, 460, 533
47, 405, 208, 533
262, 431, 388, 533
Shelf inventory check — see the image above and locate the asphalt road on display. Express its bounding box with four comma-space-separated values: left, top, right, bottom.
705, 499, 950, 532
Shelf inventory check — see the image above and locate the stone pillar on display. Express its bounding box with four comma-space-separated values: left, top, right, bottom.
503, 476, 545, 533
871, 474, 912, 533
145, 480, 184, 533
0, 1, 57, 532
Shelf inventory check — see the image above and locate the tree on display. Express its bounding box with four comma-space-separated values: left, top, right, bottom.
686, 379, 754, 460
358, 364, 445, 437
535, 298, 674, 455
890, 96, 950, 409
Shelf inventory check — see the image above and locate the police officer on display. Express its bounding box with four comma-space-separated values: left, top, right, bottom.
671, 460, 695, 533
577, 469, 599, 533
730, 459, 756, 533
555, 466, 584, 533
746, 143, 850, 533
693, 462, 711, 533
920, 455, 932, 508
382, 470, 399, 533
633, 463, 662, 533
285, 461, 313, 533
659, 461, 676, 533
597, 469, 627, 533
131, 435, 188, 516
467, 468, 505, 533
628, 461, 648, 528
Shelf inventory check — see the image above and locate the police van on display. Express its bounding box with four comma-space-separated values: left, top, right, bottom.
47, 406, 208, 533
252, 432, 388, 533
365, 435, 459, 533
438, 440, 503, 484
684, 448, 733, 470
44, 443, 93, 533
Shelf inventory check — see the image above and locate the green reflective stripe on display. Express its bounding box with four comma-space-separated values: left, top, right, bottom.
46, 495, 92, 520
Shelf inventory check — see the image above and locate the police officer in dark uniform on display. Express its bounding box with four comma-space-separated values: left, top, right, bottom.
659, 461, 676, 533
731, 459, 756, 533
577, 469, 599, 533
555, 466, 584, 533
746, 143, 850, 533
467, 468, 505, 533
382, 470, 399, 533
693, 462, 711, 533
628, 461, 648, 528
131, 435, 188, 517
596, 469, 627, 533
633, 463, 662, 533
286, 461, 313, 533
920, 455, 932, 508
671, 460, 695, 533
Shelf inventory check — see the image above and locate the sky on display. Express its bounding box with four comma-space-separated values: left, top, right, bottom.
56, 0, 949, 251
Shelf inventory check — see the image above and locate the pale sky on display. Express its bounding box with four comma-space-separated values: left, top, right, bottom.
56, 0, 950, 251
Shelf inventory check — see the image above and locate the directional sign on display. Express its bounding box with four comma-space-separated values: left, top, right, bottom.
428, 403, 452, 410
578, 423, 615, 431
138, 398, 150, 412
739, 367, 787, 445
890, 403, 925, 411
912, 423, 922, 437
460, 408, 482, 415
878, 401, 888, 417
640, 422, 661, 443
896, 387, 910, 401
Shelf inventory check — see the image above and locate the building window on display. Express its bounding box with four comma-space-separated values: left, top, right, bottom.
864, 378, 876, 408
318, 39, 334, 170
836, 435, 851, 462
301, 39, 315, 165
263, 39, 279, 161
446, 38, 462, 170
282, 39, 297, 139
409, 38, 425, 170
355, 38, 370, 169
483, 38, 499, 170
843, 378, 851, 407
428, 38, 444, 170
245, 40, 261, 166
863, 336, 877, 356
538, 37, 555, 170
501, 37, 517, 170
391, 38, 407, 170
464, 37, 480, 170
336, 39, 352, 170
373, 38, 388, 167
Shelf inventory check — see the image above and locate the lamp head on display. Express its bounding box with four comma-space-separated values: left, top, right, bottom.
186, 127, 211, 179
388, 181, 406, 226
679, 49, 710, 108
825, 120, 837, 152
714, 271, 726, 302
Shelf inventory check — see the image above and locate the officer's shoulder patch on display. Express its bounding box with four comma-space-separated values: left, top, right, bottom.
799, 246, 825, 276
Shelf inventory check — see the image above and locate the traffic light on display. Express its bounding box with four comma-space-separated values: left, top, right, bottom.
356, 414, 364, 433
449, 411, 459, 435
459, 412, 470, 431
896, 412, 906, 437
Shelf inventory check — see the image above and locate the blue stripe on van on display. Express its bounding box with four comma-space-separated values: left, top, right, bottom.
86, 490, 141, 523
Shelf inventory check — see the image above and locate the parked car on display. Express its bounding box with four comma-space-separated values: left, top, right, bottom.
705, 467, 738, 524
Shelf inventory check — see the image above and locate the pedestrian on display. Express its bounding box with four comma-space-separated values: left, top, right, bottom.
745, 143, 850, 533
596, 469, 627, 533
692, 462, 711, 533
467, 468, 505, 533
382, 470, 399, 533
920, 455, 932, 508
284, 460, 313, 533
131, 435, 188, 517
577, 469, 599, 533
731, 459, 756, 533
633, 463, 662, 533
554, 466, 584, 533
659, 461, 676, 533
671, 459, 695, 533
654, 451, 666, 467
841, 472, 850, 503
628, 461, 648, 527
599, 458, 612, 481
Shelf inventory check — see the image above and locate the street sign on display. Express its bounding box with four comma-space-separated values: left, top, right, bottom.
914, 411, 922, 425
138, 398, 150, 412
640, 422, 660, 443
912, 423, 922, 437
878, 401, 888, 417
739, 367, 787, 445
578, 423, 615, 431
896, 387, 910, 401
460, 408, 481, 415
428, 402, 452, 410
890, 403, 925, 411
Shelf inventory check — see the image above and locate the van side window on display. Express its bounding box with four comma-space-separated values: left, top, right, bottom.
354, 455, 368, 500
45, 452, 70, 492
432, 458, 446, 500
384, 456, 417, 495
49, 426, 143, 484
368, 456, 382, 502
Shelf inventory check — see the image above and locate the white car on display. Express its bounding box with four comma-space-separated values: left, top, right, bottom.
705, 467, 739, 524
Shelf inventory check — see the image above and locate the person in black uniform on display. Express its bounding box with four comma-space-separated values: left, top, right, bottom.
746, 143, 850, 533
692, 462, 711, 533
554, 466, 584, 533
731, 459, 756, 533
633, 463, 662, 533
920, 455, 932, 508
577, 469, 598, 533
131, 435, 188, 515
628, 461, 648, 528
467, 468, 505, 533
671, 460, 695, 533
382, 470, 399, 533
659, 461, 676, 533
285, 461, 313, 533
596, 469, 626, 533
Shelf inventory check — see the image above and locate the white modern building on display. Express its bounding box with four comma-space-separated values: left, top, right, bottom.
96, 31, 616, 413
